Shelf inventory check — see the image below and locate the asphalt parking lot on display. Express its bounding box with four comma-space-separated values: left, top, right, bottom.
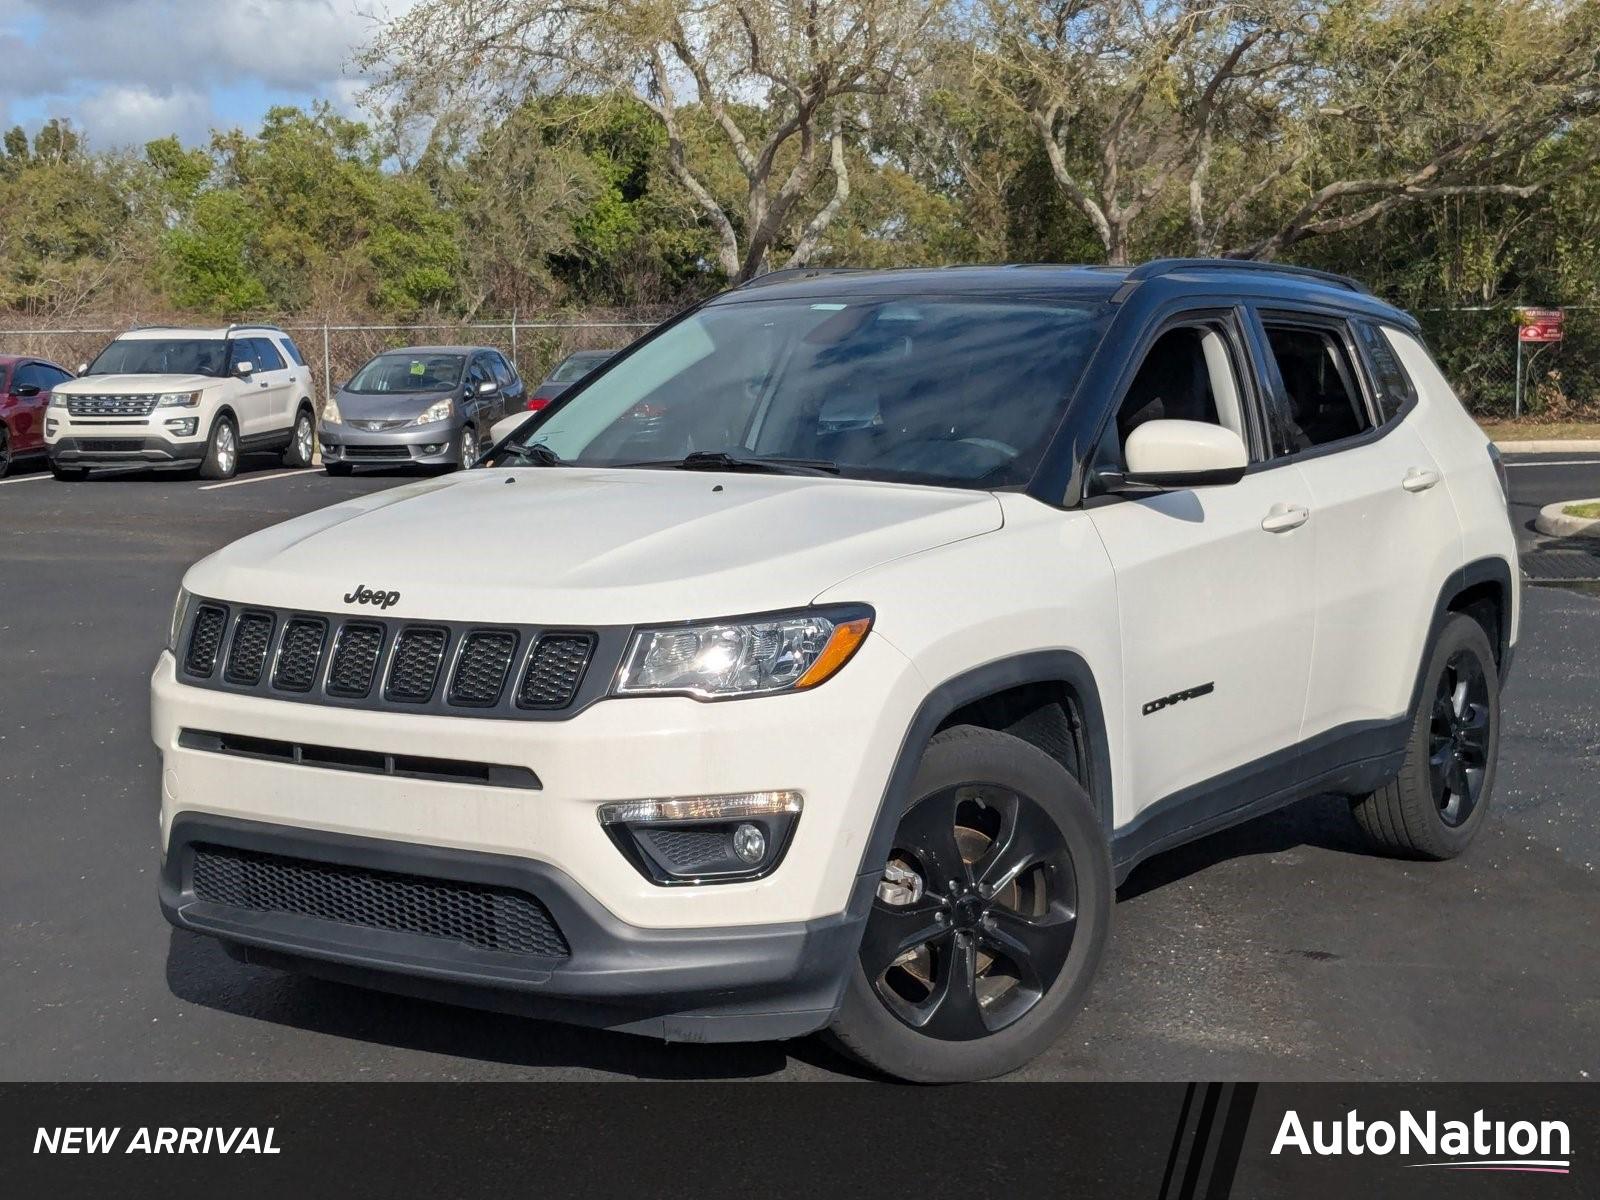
2, 451, 1597, 1081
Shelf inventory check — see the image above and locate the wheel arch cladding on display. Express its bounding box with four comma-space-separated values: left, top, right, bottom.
1432, 556, 1514, 690
853, 651, 1115, 905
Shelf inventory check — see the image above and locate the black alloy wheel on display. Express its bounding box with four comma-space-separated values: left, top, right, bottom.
864, 784, 1079, 1040
1428, 650, 1491, 827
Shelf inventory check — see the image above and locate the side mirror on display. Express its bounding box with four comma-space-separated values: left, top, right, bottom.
234, 360, 255, 377
76, 362, 88, 375
1121, 420, 1247, 489
13, 383, 40, 398
477, 379, 499, 396
490, 413, 530, 444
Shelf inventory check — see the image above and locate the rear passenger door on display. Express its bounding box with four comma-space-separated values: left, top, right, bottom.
1086, 311, 1316, 820
248, 337, 294, 430
1249, 309, 1459, 741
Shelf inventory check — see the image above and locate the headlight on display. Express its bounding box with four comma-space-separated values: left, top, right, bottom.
614, 606, 872, 699
413, 398, 453, 425
168, 586, 191, 653
48, 391, 65, 408
155, 391, 201, 408
322, 396, 342, 424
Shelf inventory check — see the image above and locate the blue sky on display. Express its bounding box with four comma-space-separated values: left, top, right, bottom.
0, 0, 405, 149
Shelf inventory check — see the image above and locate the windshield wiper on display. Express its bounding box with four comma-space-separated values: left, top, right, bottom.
649, 450, 840, 477
503, 441, 567, 467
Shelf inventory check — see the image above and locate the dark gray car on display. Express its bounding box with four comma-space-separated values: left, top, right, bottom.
319, 345, 524, 475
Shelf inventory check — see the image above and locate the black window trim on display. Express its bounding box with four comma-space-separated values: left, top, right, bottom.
1243, 304, 1412, 471
1349, 317, 1419, 426
1077, 305, 1268, 506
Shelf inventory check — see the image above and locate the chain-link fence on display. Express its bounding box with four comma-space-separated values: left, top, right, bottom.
1413, 306, 1600, 421
4, 306, 1598, 423
0, 312, 673, 409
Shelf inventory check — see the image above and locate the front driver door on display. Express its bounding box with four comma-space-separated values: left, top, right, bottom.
1085, 313, 1315, 833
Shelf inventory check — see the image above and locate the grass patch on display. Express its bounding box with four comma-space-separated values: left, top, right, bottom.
1478, 419, 1600, 442
1563, 501, 1600, 520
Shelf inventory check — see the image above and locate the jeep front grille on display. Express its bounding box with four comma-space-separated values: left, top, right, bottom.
65, 394, 158, 417
190, 844, 570, 958
176, 600, 611, 720
327, 622, 385, 698
520, 634, 596, 709
224, 611, 275, 685
449, 631, 519, 707
387, 627, 448, 702
272, 618, 327, 692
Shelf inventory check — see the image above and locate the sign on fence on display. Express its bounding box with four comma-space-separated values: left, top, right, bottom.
1516, 307, 1564, 342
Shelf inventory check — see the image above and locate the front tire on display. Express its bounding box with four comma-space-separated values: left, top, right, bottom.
282, 408, 314, 468
827, 725, 1111, 1082
0, 427, 11, 478
457, 423, 480, 470
1351, 613, 1500, 859
198, 415, 238, 481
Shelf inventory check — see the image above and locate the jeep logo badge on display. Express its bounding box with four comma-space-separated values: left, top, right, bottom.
343, 583, 401, 610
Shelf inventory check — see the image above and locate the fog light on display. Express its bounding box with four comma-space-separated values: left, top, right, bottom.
45, 418, 58, 436
597, 791, 801, 885
732, 823, 766, 864
165, 417, 198, 437
422, 443, 444, 454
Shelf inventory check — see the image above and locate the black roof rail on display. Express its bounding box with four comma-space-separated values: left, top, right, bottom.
1122, 257, 1370, 295
734, 266, 870, 291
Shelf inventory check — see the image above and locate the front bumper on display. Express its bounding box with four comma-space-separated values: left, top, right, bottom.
162, 812, 872, 1041
49, 434, 206, 468
320, 419, 465, 466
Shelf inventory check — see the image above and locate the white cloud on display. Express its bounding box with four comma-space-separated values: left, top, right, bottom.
75, 84, 213, 148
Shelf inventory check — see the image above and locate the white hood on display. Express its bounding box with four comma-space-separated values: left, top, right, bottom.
55, 373, 216, 394
184, 467, 1004, 625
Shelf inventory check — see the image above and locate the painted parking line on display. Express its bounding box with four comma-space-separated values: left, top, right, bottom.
0, 472, 52, 486
198, 469, 315, 491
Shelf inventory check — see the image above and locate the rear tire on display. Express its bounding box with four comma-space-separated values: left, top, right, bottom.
0, 427, 11, 478
198, 415, 239, 481
1351, 613, 1499, 859
826, 725, 1111, 1082
282, 407, 314, 468
49, 459, 87, 481
324, 462, 353, 477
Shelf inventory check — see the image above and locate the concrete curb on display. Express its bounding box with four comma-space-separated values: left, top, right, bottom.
1494, 439, 1600, 454
1535, 499, 1600, 539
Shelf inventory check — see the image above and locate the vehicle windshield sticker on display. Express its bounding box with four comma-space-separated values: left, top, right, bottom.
810, 303, 847, 310
409, 361, 426, 376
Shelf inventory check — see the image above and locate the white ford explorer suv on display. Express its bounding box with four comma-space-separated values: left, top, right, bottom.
153, 261, 1518, 1081
46, 324, 317, 480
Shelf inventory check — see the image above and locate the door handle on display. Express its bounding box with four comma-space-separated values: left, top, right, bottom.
1402, 467, 1440, 492
1261, 503, 1310, 533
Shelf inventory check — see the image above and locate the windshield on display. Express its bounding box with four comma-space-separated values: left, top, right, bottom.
493, 296, 1109, 487
548, 353, 609, 383
346, 353, 465, 394
86, 338, 227, 377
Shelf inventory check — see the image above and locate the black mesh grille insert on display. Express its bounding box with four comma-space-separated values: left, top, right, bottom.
190, 845, 569, 958
449, 631, 518, 707
184, 605, 228, 677
327, 622, 385, 698
224, 611, 275, 685
387, 627, 448, 702
272, 618, 327, 692
519, 634, 595, 709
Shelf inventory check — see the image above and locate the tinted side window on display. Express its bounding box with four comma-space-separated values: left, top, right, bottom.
42, 364, 72, 386
14, 362, 49, 390
1353, 320, 1414, 423
489, 352, 515, 386
278, 335, 307, 366
250, 337, 287, 371
1093, 324, 1234, 478
1261, 322, 1371, 452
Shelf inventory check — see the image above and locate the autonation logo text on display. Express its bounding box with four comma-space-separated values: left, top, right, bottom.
1272, 1108, 1571, 1175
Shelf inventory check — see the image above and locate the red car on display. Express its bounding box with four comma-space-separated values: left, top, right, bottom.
0, 355, 74, 477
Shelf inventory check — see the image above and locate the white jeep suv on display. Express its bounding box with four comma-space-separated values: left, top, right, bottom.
152, 262, 1518, 1081
47, 324, 317, 480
